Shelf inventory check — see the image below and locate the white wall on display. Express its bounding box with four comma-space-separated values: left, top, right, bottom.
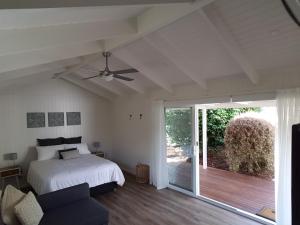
112, 95, 153, 175
0, 79, 112, 172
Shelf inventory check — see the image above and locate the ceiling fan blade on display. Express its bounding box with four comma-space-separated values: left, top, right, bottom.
52, 71, 65, 79
79, 68, 99, 74
111, 68, 138, 74
113, 74, 134, 81
82, 75, 99, 80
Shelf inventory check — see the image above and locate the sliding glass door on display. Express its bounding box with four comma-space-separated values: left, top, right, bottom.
165, 107, 199, 195
164, 101, 276, 223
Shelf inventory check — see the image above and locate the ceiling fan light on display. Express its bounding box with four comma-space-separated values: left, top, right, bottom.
104, 75, 114, 82
103, 70, 110, 76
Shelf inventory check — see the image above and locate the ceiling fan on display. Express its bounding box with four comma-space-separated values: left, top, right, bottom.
82, 52, 138, 82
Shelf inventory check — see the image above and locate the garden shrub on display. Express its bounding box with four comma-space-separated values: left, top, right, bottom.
199, 108, 260, 149
224, 117, 274, 175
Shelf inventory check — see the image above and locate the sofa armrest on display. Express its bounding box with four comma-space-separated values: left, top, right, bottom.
37, 183, 90, 212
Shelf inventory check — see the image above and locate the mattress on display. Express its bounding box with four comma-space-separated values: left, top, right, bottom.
27, 154, 125, 195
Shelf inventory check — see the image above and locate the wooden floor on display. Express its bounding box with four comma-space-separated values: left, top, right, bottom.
96, 174, 262, 225
168, 161, 275, 215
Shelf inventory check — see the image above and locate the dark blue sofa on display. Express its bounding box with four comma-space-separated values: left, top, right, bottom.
36, 183, 109, 225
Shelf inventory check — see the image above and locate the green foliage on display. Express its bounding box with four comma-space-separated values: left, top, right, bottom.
165, 109, 192, 146
165, 107, 260, 148
199, 108, 260, 148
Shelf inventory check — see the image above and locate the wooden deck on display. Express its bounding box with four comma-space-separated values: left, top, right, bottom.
168, 161, 275, 215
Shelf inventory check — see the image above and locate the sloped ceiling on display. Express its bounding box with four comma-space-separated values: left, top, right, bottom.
0, 0, 300, 100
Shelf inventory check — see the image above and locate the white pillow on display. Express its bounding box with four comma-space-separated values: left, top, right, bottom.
64, 143, 90, 155
1, 185, 25, 225
14, 192, 43, 225
36, 144, 64, 161
61, 149, 81, 160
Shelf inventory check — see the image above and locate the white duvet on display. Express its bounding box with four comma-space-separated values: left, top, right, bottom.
27, 154, 125, 195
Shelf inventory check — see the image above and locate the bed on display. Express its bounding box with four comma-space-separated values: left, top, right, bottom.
27, 154, 125, 195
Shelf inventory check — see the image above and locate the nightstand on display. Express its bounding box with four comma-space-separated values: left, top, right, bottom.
0, 166, 21, 190
92, 151, 105, 158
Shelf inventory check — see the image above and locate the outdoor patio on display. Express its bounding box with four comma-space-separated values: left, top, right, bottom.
168, 161, 275, 215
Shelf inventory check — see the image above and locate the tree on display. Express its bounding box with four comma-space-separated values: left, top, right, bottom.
165, 109, 192, 146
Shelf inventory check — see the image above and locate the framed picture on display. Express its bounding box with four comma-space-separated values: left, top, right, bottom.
67, 112, 81, 126
27, 112, 45, 128
48, 112, 64, 127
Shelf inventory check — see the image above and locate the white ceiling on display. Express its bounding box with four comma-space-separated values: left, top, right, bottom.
0, 0, 299, 100
212, 0, 300, 70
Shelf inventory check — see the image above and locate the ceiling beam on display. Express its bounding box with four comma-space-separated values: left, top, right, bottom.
0, 19, 135, 57
114, 49, 173, 93
75, 72, 124, 96
0, 66, 65, 83
62, 74, 115, 101
105, 0, 215, 51
0, 7, 144, 30
199, 7, 259, 84
144, 35, 207, 89
53, 54, 102, 79
115, 79, 146, 94
0, 70, 54, 90
0, 41, 103, 74
0, 0, 192, 9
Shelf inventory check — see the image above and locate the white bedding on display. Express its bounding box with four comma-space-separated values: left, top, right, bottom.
27, 154, 125, 195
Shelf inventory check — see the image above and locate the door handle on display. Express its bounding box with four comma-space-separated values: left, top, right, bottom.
193, 145, 199, 155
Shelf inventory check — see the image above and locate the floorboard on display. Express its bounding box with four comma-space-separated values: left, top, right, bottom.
96, 174, 263, 225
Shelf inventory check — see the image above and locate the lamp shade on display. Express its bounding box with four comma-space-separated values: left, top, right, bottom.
92, 142, 101, 149
3, 153, 18, 160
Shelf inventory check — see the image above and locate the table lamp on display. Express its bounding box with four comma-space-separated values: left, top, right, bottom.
3, 153, 18, 166
92, 142, 101, 153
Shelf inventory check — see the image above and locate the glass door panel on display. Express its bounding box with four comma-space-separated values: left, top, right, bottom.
165, 107, 196, 192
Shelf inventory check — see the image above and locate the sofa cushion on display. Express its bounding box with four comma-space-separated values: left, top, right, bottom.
14, 192, 43, 225
38, 199, 108, 225
1, 185, 25, 225
37, 183, 90, 212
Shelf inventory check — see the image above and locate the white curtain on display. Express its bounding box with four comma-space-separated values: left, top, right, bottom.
150, 100, 168, 189
276, 88, 300, 225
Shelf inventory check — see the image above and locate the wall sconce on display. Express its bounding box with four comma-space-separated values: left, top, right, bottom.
129, 114, 133, 120
139, 114, 143, 120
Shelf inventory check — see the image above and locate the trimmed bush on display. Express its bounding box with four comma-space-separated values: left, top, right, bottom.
224, 117, 274, 175
199, 108, 260, 149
